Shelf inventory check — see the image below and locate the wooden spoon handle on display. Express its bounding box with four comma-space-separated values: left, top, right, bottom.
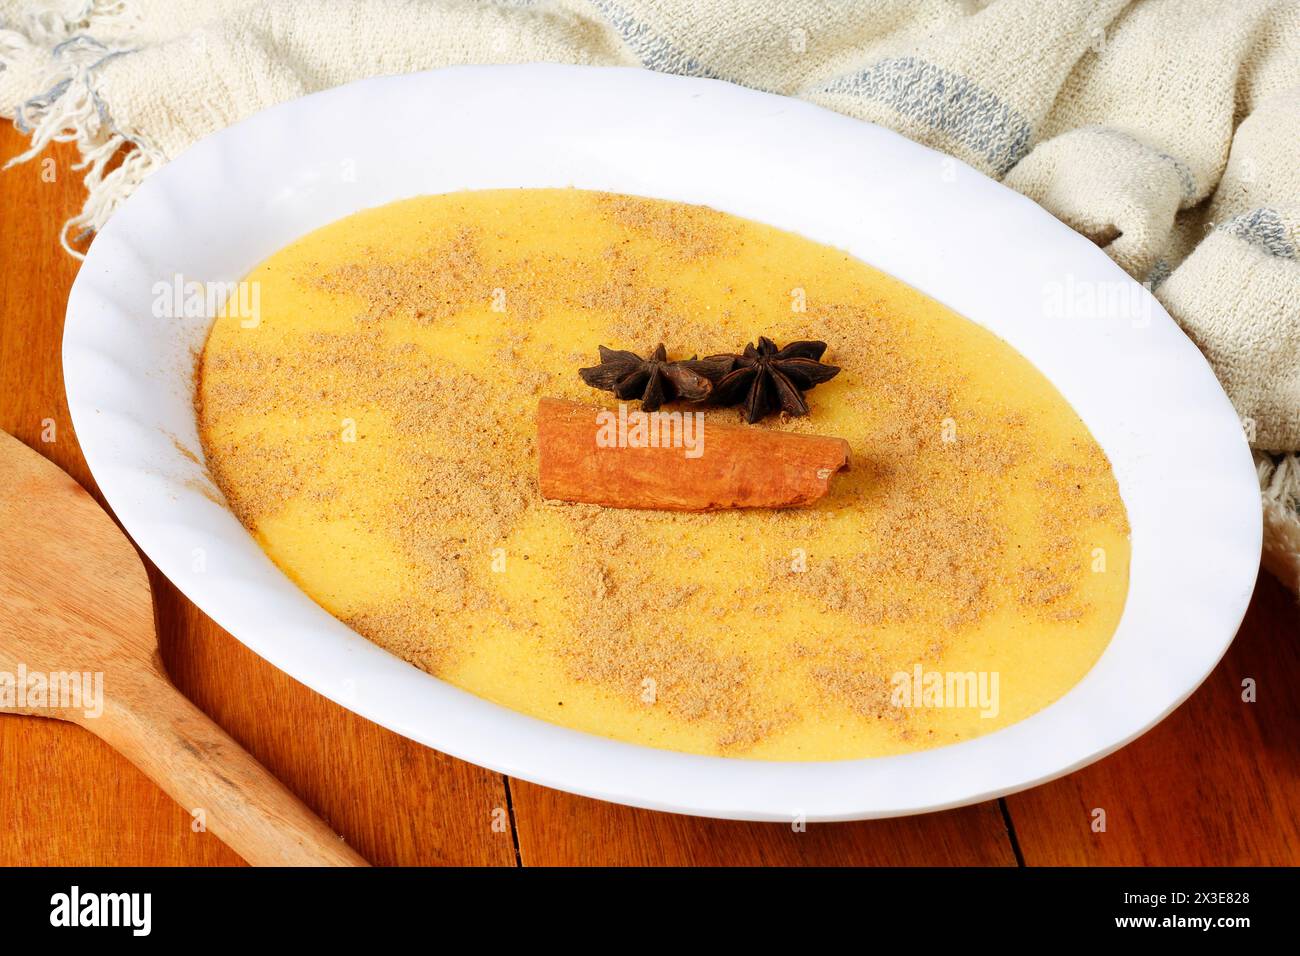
81, 667, 368, 867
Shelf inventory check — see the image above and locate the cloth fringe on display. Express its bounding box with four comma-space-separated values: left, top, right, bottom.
1, 0, 154, 259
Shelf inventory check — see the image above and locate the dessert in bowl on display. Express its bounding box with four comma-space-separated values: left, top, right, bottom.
197, 188, 1130, 761
64, 66, 1258, 818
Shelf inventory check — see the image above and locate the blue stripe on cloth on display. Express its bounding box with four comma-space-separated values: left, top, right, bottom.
817, 56, 1033, 176
590, 0, 721, 80
1221, 208, 1296, 260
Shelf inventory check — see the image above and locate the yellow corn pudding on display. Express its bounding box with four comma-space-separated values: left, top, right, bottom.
197, 188, 1130, 760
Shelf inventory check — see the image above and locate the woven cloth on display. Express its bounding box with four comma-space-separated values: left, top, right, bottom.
3, 0, 1297, 588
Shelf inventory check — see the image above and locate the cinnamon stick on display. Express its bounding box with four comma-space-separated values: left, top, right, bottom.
536, 398, 850, 511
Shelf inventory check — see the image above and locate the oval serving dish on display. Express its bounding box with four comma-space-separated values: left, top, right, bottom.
64, 65, 1260, 820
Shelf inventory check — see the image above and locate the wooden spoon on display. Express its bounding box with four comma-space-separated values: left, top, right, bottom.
0, 430, 368, 866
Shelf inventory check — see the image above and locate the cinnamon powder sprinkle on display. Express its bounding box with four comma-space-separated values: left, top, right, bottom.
197, 190, 1130, 756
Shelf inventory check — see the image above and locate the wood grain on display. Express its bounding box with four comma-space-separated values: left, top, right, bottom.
509, 783, 1017, 865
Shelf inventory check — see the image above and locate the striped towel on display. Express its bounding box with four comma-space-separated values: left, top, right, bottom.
2, 0, 1297, 590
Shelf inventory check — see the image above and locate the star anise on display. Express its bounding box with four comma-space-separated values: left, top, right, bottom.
708, 337, 840, 423
578, 344, 714, 412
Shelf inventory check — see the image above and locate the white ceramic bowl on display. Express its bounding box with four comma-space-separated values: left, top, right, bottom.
64, 65, 1260, 820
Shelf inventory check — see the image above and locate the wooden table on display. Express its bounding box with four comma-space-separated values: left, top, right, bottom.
2, 126, 1295, 867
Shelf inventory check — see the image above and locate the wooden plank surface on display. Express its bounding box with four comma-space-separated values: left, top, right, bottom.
509, 784, 1016, 865
1, 122, 1293, 867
